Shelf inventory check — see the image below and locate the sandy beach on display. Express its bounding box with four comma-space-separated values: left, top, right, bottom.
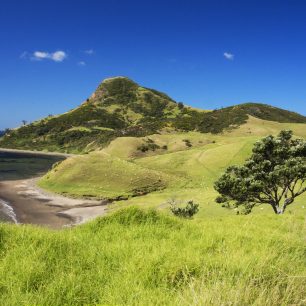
0, 149, 109, 229
0, 178, 108, 229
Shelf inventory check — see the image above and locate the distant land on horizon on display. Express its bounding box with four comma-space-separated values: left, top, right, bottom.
2, 75, 306, 131
0, 76, 305, 154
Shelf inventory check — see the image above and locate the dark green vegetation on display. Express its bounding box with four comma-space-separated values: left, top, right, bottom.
170, 199, 199, 218
137, 138, 164, 152
1, 77, 305, 153
215, 131, 306, 214
0, 207, 305, 305
173, 103, 306, 133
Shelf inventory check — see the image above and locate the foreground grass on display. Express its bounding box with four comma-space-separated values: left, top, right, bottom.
0, 207, 305, 305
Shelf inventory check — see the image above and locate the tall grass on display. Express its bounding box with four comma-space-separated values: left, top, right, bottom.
0, 207, 305, 305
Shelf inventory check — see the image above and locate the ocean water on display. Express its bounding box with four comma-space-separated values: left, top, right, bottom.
0, 150, 66, 224
0, 198, 17, 223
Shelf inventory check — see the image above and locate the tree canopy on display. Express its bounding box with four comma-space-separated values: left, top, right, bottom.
214, 130, 306, 214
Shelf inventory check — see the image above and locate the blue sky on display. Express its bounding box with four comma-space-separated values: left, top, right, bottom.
1, 0, 306, 129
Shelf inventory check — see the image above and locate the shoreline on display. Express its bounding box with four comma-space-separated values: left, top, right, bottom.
0, 178, 108, 229
0, 198, 18, 223
0, 147, 73, 157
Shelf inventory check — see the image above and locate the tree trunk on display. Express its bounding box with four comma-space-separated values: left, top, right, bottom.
276, 207, 285, 214
271, 203, 285, 214
271, 203, 279, 214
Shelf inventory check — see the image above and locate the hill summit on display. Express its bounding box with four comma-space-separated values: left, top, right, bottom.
88, 76, 178, 120
1, 76, 305, 153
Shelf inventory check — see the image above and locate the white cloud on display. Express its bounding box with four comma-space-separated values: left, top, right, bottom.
223, 52, 234, 60
32, 50, 67, 62
84, 49, 94, 55
51, 51, 67, 62
78, 61, 86, 66
33, 51, 49, 60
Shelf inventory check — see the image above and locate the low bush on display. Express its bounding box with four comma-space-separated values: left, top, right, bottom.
137, 139, 161, 152
169, 199, 199, 218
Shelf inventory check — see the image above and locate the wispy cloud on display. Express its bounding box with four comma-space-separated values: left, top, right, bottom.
32, 50, 67, 62
84, 49, 94, 55
20, 51, 28, 59
223, 52, 234, 60
78, 61, 86, 66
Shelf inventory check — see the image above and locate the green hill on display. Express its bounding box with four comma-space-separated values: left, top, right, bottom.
0, 77, 181, 153
1, 76, 305, 153
38, 151, 180, 200
39, 123, 306, 215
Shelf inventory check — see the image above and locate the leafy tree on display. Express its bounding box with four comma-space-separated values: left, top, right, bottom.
22, 120, 27, 126
214, 130, 306, 214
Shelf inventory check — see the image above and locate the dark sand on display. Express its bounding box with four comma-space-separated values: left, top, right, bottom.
0, 149, 107, 229
0, 180, 72, 229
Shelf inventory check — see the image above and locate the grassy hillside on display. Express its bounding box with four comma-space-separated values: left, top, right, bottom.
38, 119, 306, 217
171, 103, 306, 134
226, 115, 306, 138
0, 207, 305, 305
38, 152, 179, 200
0, 77, 182, 153
1, 77, 305, 153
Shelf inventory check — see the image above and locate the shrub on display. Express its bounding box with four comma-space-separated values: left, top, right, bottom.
169, 200, 199, 218
178, 102, 184, 110
183, 139, 192, 147
137, 139, 161, 152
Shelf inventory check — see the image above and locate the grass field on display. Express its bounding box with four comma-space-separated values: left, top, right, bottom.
0, 207, 305, 305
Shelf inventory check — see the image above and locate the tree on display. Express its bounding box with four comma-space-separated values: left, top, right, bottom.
22, 120, 27, 126
178, 102, 184, 110
214, 130, 306, 214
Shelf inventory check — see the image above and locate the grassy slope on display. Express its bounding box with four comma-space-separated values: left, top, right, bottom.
38, 152, 180, 200
0, 77, 182, 153
118, 118, 306, 216
227, 115, 306, 137
0, 208, 305, 305
39, 117, 306, 217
